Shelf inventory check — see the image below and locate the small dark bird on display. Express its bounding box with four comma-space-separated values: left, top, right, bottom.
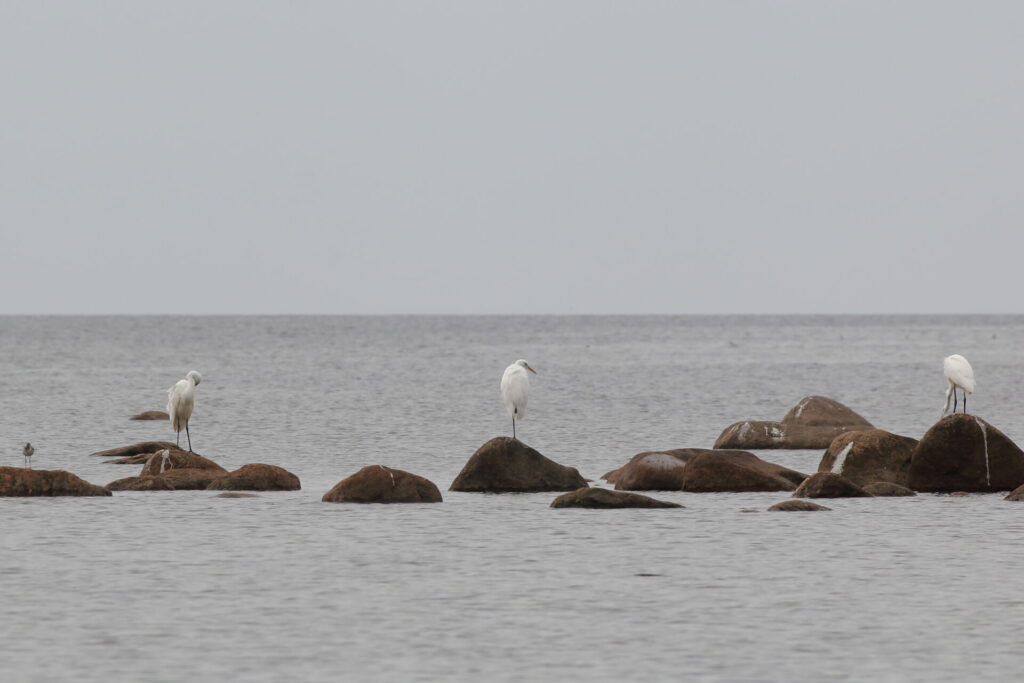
23, 443, 34, 469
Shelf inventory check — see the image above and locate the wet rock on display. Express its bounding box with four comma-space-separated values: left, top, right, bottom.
105, 475, 175, 492
139, 450, 226, 476
216, 492, 258, 498
862, 482, 916, 497
450, 437, 587, 493
323, 465, 442, 503
105, 453, 157, 465
768, 500, 831, 511
714, 396, 873, 450
89, 441, 177, 458
0, 467, 111, 497
819, 429, 918, 486
907, 414, 1024, 492
129, 411, 170, 421
603, 450, 691, 490
155, 469, 225, 490
1004, 485, 1024, 501
681, 451, 807, 492
207, 464, 300, 491
605, 449, 805, 492
792, 472, 872, 498
550, 487, 682, 509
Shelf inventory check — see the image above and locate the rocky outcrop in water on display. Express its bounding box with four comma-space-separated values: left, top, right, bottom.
862, 482, 916, 496
603, 448, 805, 492
129, 411, 170, 421
0, 467, 111, 497
208, 464, 300, 491
156, 469, 226, 490
907, 414, 1024, 492
768, 500, 831, 511
323, 466, 442, 503
602, 450, 692, 490
681, 451, 807, 492
106, 475, 175, 491
818, 429, 918, 486
550, 487, 682, 509
714, 396, 873, 450
450, 437, 587, 493
792, 472, 872, 498
90, 441, 177, 459
139, 450, 226, 476
1005, 485, 1024, 501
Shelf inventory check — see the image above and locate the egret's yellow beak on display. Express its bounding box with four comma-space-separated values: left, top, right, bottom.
526, 364, 538, 374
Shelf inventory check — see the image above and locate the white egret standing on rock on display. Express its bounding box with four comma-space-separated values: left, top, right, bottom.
22, 443, 33, 469
167, 371, 202, 452
941, 354, 975, 417
501, 360, 538, 439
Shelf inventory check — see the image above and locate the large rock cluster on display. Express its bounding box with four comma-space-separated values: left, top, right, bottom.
714, 396, 872, 450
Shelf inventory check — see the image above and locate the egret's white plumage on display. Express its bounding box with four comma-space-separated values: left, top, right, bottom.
941, 354, 975, 417
501, 360, 537, 439
167, 370, 202, 451
22, 442, 34, 469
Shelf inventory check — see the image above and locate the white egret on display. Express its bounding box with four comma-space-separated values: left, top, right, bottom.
22, 442, 34, 469
941, 354, 975, 418
500, 360, 538, 439
167, 371, 202, 452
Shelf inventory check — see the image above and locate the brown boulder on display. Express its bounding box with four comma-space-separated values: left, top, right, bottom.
105, 454, 157, 465
680, 451, 807, 492
450, 437, 587, 493
130, 411, 170, 421
862, 482, 916, 497
604, 450, 691, 490
0, 467, 111, 497
793, 472, 872, 498
90, 441, 177, 458
1005, 485, 1024, 501
106, 475, 175, 492
818, 429, 918, 486
207, 464, 300, 491
550, 487, 682, 509
715, 396, 872, 450
156, 469, 225, 490
768, 500, 831, 511
139, 450, 226, 476
323, 466, 442, 503
907, 414, 1024, 492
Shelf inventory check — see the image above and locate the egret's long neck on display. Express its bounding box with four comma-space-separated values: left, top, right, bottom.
941, 381, 954, 418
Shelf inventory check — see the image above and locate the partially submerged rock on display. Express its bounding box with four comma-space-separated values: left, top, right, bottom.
907, 414, 1024, 492
139, 450, 226, 476
715, 396, 873, 450
550, 487, 682, 509
768, 500, 831, 512
682, 450, 807, 492
604, 448, 805, 492
862, 482, 916, 497
818, 429, 918, 486
323, 466, 442, 503
155, 469, 225, 490
450, 437, 587, 493
89, 441, 177, 458
106, 475, 175, 492
1004, 485, 1024, 501
793, 472, 872, 498
129, 411, 170, 421
207, 464, 300, 491
0, 467, 111, 497
603, 450, 691, 490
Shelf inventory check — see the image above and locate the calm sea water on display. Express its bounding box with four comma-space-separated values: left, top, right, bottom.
2, 315, 1023, 682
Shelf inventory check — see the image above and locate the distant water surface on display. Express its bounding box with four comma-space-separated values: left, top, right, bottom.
1, 315, 1023, 681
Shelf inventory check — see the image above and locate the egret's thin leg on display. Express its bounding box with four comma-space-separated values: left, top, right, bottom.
953, 389, 958, 414
186, 422, 192, 452
176, 430, 180, 449
964, 394, 967, 414
512, 418, 516, 439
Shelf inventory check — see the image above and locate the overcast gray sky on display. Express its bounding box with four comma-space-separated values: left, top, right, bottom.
1, 1, 1021, 314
